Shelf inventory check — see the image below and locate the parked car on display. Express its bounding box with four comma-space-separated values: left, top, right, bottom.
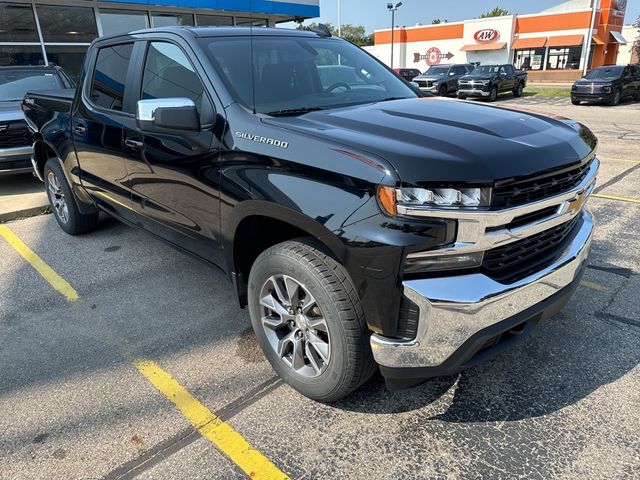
458, 64, 527, 101
412, 64, 475, 96
24, 26, 598, 401
571, 64, 640, 106
0, 65, 73, 175
393, 68, 422, 82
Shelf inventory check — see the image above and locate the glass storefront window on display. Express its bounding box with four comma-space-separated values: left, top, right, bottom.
514, 48, 545, 71
45, 45, 89, 82
547, 46, 582, 70
196, 14, 233, 26
100, 9, 148, 36
151, 13, 194, 27
0, 46, 44, 66
0, 3, 39, 42
37, 5, 98, 43
235, 17, 268, 27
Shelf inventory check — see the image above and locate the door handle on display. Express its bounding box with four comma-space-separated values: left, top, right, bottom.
125, 138, 144, 150
72, 124, 86, 135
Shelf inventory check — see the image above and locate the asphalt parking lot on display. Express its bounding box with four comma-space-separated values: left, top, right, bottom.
1, 97, 639, 479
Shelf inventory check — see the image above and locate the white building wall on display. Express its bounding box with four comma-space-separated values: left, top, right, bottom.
616, 25, 639, 65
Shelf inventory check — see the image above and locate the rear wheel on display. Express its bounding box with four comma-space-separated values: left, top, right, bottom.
488, 85, 498, 102
439, 84, 448, 97
458, 95, 467, 100
44, 158, 99, 235
513, 82, 524, 97
248, 239, 375, 402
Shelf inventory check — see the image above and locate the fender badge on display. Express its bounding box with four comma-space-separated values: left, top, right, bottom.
236, 132, 289, 149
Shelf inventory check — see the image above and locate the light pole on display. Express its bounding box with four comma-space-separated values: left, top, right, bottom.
387, 2, 403, 69
338, 0, 341, 37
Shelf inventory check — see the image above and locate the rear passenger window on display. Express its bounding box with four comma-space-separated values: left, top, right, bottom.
141, 42, 206, 114
90, 43, 134, 112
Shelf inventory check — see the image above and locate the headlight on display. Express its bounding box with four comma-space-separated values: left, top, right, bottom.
603, 86, 612, 93
377, 186, 491, 216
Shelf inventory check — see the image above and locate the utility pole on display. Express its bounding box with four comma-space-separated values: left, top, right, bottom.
387, 2, 403, 69
583, 0, 598, 74
338, 0, 341, 37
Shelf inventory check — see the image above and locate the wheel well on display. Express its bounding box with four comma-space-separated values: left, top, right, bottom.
33, 141, 57, 177
232, 215, 317, 306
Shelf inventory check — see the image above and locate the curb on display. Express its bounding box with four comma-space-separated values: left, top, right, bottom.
0, 205, 51, 223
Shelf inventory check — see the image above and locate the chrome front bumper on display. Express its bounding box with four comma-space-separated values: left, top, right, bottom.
458, 88, 491, 97
371, 209, 593, 369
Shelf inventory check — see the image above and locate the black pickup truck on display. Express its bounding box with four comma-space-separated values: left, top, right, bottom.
23, 27, 598, 402
458, 64, 527, 101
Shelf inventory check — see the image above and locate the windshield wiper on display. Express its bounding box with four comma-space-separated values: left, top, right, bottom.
265, 107, 325, 117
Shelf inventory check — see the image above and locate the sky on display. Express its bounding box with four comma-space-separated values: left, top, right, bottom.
283, 0, 640, 33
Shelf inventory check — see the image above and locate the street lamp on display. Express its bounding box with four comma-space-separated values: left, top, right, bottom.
338, 0, 342, 37
387, 2, 403, 69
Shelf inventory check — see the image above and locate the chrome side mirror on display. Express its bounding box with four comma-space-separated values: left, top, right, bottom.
136, 98, 199, 132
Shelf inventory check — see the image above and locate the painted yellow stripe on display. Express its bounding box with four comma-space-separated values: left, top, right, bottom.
593, 193, 640, 204
0, 224, 79, 301
135, 360, 289, 480
580, 280, 606, 292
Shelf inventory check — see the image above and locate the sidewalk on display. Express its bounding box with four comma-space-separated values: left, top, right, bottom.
0, 173, 49, 222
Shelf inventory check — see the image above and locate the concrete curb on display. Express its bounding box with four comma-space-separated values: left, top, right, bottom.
0, 203, 51, 223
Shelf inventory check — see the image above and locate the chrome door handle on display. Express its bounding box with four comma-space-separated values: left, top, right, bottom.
125, 139, 144, 150
72, 124, 86, 134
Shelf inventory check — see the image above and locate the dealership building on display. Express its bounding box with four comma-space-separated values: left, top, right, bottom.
370, 0, 633, 82
0, 0, 319, 79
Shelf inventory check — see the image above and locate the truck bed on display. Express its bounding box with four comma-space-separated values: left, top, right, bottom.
24, 88, 75, 114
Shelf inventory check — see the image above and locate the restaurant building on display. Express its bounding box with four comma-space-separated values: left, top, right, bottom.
370, 0, 631, 82
0, 0, 319, 80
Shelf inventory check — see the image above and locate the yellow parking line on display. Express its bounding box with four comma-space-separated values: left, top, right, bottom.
136, 360, 289, 480
580, 280, 606, 292
592, 193, 640, 204
0, 224, 79, 301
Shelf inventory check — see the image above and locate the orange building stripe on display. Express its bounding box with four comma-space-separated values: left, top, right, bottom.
375, 23, 464, 45
516, 11, 592, 33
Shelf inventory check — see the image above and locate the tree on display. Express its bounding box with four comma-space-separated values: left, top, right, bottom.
432, 18, 448, 24
479, 7, 510, 18
633, 16, 640, 62
297, 22, 374, 46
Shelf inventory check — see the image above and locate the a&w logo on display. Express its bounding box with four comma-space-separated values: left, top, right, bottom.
474, 29, 499, 43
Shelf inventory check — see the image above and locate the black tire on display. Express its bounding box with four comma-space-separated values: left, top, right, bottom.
44, 158, 99, 235
608, 89, 621, 106
248, 239, 375, 402
439, 84, 448, 97
571, 98, 581, 105
513, 82, 524, 98
457, 94, 467, 100
634, 93, 640, 102
488, 85, 498, 102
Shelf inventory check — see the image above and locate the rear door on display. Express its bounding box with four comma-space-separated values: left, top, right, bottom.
73, 42, 136, 220
123, 39, 225, 264
499, 65, 516, 91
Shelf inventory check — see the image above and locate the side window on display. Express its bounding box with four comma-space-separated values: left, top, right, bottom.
504, 65, 515, 75
90, 43, 134, 112
141, 42, 207, 116
454, 66, 466, 75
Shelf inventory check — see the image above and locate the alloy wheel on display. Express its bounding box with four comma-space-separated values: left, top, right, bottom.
47, 171, 69, 224
259, 274, 331, 378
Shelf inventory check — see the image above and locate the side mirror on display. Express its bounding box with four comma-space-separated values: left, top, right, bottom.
136, 98, 199, 132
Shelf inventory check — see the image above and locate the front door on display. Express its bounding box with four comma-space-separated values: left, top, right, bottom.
73, 42, 136, 220
123, 40, 225, 264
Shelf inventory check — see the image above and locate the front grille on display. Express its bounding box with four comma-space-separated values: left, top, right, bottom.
416, 80, 429, 88
482, 215, 581, 283
0, 159, 31, 171
0, 120, 32, 149
492, 159, 593, 209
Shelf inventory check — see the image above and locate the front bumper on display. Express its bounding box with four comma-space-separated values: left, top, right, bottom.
0, 146, 33, 175
371, 208, 593, 386
458, 88, 491, 97
572, 92, 613, 103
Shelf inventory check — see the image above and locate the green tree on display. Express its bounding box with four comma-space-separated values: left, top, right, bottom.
432, 18, 448, 24
297, 22, 374, 46
479, 7, 510, 18
633, 16, 640, 61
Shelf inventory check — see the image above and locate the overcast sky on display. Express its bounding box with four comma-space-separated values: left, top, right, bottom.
284, 0, 640, 32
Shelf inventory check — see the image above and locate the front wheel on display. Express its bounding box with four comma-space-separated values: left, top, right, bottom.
439, 84, 448, 97
44, 158, 99, 235
248, 239, 375, 402
571, 98, 581, 105
608, 89, 621, 106
488, 85, 498, 102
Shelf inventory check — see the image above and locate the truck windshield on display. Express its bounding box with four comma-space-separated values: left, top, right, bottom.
0, 70, 62, 102
584, 66, 623, 80
424, 66, 449, 76
200, 35, 416, 115
469, 66, 500, 75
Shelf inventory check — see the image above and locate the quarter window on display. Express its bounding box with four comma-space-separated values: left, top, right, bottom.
90, 43, 134, 112
141, 42, 206, 114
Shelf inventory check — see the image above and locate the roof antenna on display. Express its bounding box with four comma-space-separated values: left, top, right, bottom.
249, 0, 257, 114
314, 23, 332, 37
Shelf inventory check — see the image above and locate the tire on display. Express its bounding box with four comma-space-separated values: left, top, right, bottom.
513, 82, 524, 98
488, 85, 498, 102
608, 89, 621, 106
439, 84, 448, 97
44, 158, 99, 235
248, 239, 375, 402
458, 95, 467, 100
571, 98, 581, 105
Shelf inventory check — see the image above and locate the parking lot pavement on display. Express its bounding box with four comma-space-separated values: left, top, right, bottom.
1, 98, 639, 479
0, 173, 48, 222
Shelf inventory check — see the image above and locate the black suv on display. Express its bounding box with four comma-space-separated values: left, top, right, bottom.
571, 64, 640, 106
412, 64, 475, 96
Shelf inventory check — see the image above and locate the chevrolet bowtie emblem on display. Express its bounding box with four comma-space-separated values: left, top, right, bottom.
0, 123, 9, 132
567, 191, 588, 215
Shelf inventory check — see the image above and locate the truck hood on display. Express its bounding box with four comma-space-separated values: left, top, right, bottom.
263, 98, 596, 185
413, 75, 443, 82
460, 74, 495, 81
0, 101, 25, 123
